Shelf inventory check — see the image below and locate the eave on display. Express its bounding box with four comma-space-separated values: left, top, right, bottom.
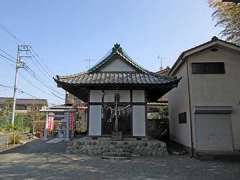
55, 77, 180, 102
169, 37, 240, 76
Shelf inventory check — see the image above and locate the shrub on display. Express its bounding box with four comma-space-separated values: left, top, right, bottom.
0, 116, 10, 130
9, 132, 21, 144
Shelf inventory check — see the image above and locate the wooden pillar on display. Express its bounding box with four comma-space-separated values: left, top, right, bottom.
44, 112, 49, 140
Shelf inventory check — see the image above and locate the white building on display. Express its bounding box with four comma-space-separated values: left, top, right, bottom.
55, 44, 179, 138
168, 37, 240, 155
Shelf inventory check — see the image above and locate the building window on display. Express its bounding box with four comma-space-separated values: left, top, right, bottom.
192, 62, 225, 74
179, 112, 187, 124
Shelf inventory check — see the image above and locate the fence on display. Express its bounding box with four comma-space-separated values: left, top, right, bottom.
0, 134, 9, 152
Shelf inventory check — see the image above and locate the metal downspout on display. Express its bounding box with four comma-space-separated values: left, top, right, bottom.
186, 59, 194, 157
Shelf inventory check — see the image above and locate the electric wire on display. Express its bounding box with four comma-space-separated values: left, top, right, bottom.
20, 73, 64, 101
0, 48, 16, 61
0, 24, 22, 44
0, 53, 15, 64
0, 83, 59, 105
0, 24, 64, 101
23, 67, 64, 100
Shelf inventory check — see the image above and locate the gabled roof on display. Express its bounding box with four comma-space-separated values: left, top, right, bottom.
55, 44, 181, 102
87, 43, 148, 73
169, 37, 240, 76
55, 43, 179, 87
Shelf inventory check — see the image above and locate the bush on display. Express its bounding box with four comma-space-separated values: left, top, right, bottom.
14, 113, 32, 132
0, 116, 10, 130
9, 132, 21, 144
0, 113, 32, 132
0, 127, 4, 132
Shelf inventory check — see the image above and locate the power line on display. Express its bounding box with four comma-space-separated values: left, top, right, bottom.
0, 83, 12, 89
0, 24, 22, 44
30, 53, 53, 80
0, 23, 57, 78
50, 92, 64, 101
0, 24, 64, 102
21, 74, 47, 94
24, 65, 62, 95
17, 89, 38, 99
0, 24, 54, 78
0, 51, 64, 103
26, 48, 64, 96
30, 47, 54, 77
0, 83, 35, 98
0, 48, 16, 60
0, 47, 16, 66
27, 49, 59, 95
0, 83, 59, 105
21, 73, 64, 101
17, 88, 62, 105
18, 52, 65, 98
24, 66, 65, 98
27, 50, 57, 87
0, 53, 15, 64
0, 45, 64, 98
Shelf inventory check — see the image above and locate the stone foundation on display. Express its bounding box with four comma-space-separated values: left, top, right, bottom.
67, 137, 168, 157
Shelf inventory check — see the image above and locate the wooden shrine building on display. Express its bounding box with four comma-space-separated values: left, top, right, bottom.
55, 44, 179, 138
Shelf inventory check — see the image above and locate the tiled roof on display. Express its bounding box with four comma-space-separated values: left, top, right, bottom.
156, 67, 171, 76
87, 43, 148, 73
55, 44, 180, 88
56, 72, 178, 86
0, 97, 48, 105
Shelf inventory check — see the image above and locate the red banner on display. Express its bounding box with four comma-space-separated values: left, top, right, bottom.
48, 116, 54, 131
69, 112, 75, 130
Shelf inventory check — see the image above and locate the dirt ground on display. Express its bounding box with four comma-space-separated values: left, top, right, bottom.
0, 139, 239, 180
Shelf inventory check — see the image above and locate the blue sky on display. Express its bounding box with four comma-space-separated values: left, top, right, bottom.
0, 0, 220, 105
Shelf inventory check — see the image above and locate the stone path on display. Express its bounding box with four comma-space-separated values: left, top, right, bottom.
0, 139, 240, 180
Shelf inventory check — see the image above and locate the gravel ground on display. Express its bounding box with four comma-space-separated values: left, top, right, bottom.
0, 139, 239, 180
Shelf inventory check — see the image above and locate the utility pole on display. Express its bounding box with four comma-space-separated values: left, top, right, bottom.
11, 45, 31, 127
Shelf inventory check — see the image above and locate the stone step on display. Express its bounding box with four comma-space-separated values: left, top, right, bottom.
106, 148, 130, 151
102, 151, 132, 160
104, 150, 131, 154
70, 139, 168, 157
102, 155, 131, 160
103, 152, 131, 157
